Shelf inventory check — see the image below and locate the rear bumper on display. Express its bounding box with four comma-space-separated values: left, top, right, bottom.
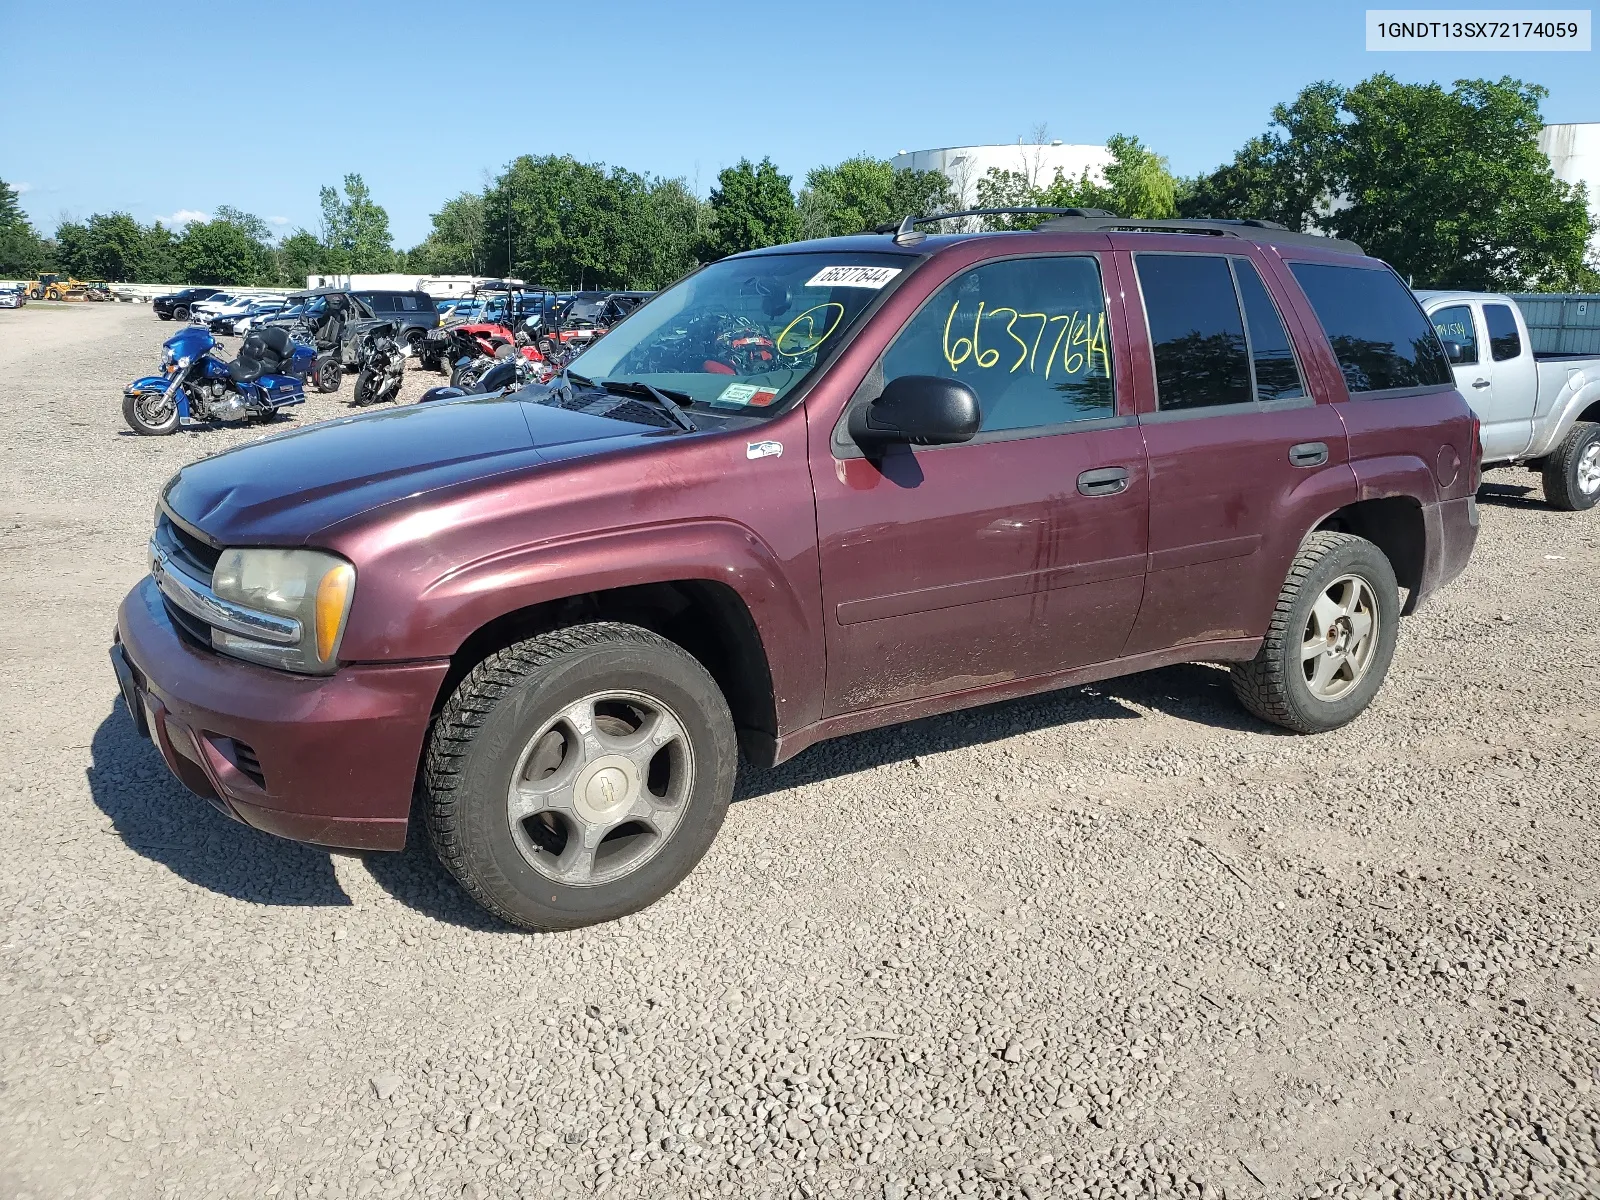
114, 576, 450, 851
1413, 494, 1479, 611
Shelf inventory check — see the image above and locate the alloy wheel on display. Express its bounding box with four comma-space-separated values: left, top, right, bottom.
1579, 440, 1600, 496
506, 690, 694, 887
1301, 574, 1378, 702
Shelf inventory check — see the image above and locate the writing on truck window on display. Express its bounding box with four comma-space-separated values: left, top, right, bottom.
881, 256, 1115, 434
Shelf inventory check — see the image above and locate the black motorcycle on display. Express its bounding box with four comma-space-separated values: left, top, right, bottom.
352, 329, 408, 407
420, 353, 541, 403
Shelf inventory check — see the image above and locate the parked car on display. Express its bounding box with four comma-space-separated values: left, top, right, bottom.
348, 289, 439, 350
112, 213, 1479, 932
207, 296, 287, 336
152, 287, 222, 321
227, 299, 291, 336
0, 285, 24, 309
188, 292, 242, 323
1416, 290, 1600, 511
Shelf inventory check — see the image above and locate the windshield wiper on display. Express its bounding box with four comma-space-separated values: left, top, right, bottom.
601, 380, 698, 432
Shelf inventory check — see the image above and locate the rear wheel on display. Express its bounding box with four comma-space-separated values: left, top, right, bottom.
1541, 421, 1600, 512
1231, 532, 1399, 734
423, 623, 737, 931
122, 390, 180, 436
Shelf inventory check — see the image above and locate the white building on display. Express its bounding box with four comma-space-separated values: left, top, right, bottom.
1539, 123, 1600, 261
891, 143, 1114, 210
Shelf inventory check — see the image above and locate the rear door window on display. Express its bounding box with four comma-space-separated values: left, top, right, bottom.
1430, 304, 1479, 365
1483, 303, 1522, 361
1232, 259, 1305, 401
1288, 262, 1452, 394
1134, 254, 1252, 410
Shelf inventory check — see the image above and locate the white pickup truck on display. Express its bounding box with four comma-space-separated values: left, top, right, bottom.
1416, 290, 1600, 511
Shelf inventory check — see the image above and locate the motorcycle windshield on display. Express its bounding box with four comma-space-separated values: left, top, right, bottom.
163, 326, 218, 362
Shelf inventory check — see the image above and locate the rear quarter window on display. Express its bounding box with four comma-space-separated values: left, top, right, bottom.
1288, 262, 1452, 395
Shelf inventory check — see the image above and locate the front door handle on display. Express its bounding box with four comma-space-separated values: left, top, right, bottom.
1471, 378, 1491, 389
1077, 466, 1130, 497
1288, 442, 1329, 468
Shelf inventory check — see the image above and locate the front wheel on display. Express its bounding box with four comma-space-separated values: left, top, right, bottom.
1230, 532, 1399, 734
172, 305, 189, 321
353, 367, 379, 406
1541, 421, 1600, 512
423, 622, 737, 931
314, 356, 342, 393
157, 311, 172, 321
122, 390, 180, 436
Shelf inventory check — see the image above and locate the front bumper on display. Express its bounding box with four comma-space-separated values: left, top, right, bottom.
113, 576, 450, 851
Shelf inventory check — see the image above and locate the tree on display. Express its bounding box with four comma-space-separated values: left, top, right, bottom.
618, 177, 708, 290
409, 192, 487, 275
0, 178, 52, 276
212, 205, 274, 245
705, 158, 797, 259
177, 217, 269, 285
1183, 75, 1594, 290
318, 174, 395, 273
275, 229, 326, 287
797, 156, 955, 239
976, 134, 1179, 228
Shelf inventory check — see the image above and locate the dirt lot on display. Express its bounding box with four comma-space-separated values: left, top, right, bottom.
1, 302, 1598, 1200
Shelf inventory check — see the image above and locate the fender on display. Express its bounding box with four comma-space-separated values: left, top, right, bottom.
124, 375, 192, 420
339, 518, 821, 734
1349, 453, 1441, 507
1528, 370, 1600, 459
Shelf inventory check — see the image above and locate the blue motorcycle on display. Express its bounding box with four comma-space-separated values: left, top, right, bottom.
122, 325, 315, 436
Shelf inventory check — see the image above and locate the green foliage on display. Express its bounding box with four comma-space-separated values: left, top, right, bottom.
1184, 74, 1595, 291
408, 192, 486, 276
797, 156, 956, 239
705, 158, 797, 259
318, 174, 395, 273
477, 155, 706, 289
274, 229, 327, 287
0, 178, 26, 230
176, 217, 272, 286
976, 135, 1179, 229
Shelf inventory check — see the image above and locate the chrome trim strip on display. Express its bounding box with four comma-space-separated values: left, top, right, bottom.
148, 541, 301, 646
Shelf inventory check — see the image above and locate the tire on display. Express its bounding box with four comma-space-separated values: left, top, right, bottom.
353, 367, 378, 406
122, 390, 180, 436
314, 356, 342, 393
1230, 532, 1399, 735
449, 362, 470, 389
1541, 420, 1600, 512
172, 305, 188, 321
157, 311, 172, 321
423, 622, 737, 931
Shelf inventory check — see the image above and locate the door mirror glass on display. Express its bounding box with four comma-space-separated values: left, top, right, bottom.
849, 375, 981, 449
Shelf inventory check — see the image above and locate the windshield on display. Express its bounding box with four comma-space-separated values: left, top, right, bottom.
568, 252, 908, 414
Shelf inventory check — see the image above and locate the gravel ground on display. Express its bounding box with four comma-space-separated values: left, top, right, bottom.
2, 303, 1599, 1200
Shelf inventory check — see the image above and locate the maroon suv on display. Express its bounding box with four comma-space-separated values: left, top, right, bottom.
112, 214, 1480, 930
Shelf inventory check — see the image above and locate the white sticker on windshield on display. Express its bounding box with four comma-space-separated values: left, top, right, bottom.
804, 265, 902, 289
712, 382, 779, 408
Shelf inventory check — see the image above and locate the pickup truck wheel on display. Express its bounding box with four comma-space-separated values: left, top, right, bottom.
423, 622, 737, 931
1541, 421, 1600, 511
1230, 532, 1399, 734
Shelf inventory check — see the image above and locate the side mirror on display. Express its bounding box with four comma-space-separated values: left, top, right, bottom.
1443, 339, 1466, 364
848, 375, 981, 450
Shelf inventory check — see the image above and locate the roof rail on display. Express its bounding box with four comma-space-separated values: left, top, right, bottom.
874, 207, 1116, 246
1034, 215, 1364, 255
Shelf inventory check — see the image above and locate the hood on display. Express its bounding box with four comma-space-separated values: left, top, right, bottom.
163, 393, 664, 546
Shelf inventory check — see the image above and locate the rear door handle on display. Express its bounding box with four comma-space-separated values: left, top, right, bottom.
1288, 442, 1329, 468
1077, 466, 1130, 497
1471, 378, 1491, 389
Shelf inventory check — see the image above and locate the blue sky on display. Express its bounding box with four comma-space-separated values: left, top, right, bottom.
1, 0, 1594, 247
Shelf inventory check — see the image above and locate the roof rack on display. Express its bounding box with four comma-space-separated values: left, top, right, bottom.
874, 207, 1116, 246
1033, 215, 1364, 255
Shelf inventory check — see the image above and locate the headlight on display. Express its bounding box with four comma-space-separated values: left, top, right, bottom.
177, 355, 192, 368
210, 548, 356, 674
